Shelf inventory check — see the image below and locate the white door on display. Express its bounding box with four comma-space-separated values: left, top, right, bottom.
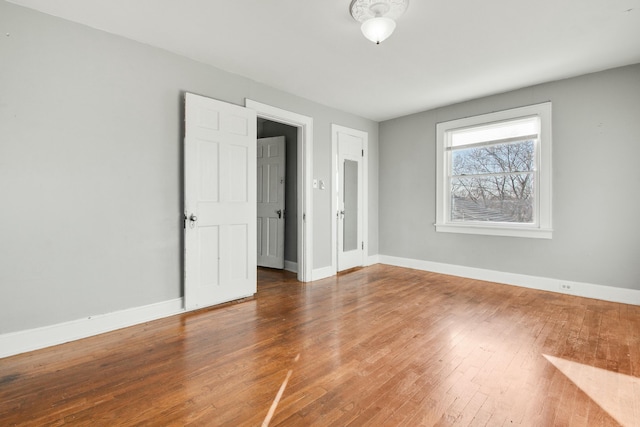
257, 136, 286, 269
335, 127, 366, 271
184, 93, 257, 310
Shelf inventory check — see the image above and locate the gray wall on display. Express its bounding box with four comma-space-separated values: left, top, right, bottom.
257, 120, 298, 264
0, 2, 378, 333
379, 64, 640, 290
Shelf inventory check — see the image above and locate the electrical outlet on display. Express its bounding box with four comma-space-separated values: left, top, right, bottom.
559, 283, 573, 292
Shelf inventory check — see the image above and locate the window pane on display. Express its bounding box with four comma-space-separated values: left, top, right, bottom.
451, 116, 538, 147
452, 140, 534, 176
451, 174, 534, 223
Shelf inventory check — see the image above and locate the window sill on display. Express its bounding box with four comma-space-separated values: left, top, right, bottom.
435, 223, 552, 239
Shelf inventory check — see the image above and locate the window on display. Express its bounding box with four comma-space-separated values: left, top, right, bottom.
436, 103, 552, 238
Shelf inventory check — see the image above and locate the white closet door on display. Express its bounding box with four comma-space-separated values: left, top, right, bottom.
336, 127, 365, 272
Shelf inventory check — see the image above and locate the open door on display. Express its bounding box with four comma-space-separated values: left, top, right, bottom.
184, 93, 257, 310
257, 136, 286, 269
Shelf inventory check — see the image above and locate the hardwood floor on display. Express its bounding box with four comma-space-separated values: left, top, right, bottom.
1, 265, 638, 426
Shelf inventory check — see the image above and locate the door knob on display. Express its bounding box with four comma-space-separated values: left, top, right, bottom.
187, 214, 197, 229
276, 209, 282, 219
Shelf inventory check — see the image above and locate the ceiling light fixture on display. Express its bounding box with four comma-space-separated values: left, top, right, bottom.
350, 0, 409, 45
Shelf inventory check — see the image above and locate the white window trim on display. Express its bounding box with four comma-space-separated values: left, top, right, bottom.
435, 102, 553, 239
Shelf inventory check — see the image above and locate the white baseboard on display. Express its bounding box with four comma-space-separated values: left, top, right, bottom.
8, 257, 633, 360
284, 260, 298, 273
379, 255, 640, 306
366, 254, 380, 266
312, 265, 336, 281
0, 298, 185, 359
313, 255, 379, 279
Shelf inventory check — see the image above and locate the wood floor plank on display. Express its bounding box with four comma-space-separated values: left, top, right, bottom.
0, 265, 636, 426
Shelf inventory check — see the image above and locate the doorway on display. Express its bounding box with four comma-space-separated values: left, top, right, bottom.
257, 121, 297, 272
246, 100, 313, 282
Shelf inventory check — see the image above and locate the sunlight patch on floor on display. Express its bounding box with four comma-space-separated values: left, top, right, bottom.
544, 354, 640, 427
262, 353, 300, 427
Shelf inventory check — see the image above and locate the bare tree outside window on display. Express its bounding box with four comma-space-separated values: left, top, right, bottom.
450, 140, 535, 223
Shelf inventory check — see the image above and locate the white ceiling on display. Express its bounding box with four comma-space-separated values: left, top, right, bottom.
8, 0, 640, 122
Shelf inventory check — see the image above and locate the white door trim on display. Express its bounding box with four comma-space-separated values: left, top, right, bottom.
331, 124, 368, 274
245, 99, 313, 282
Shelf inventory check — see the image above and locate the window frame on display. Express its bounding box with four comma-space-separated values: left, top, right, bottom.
435, 102, 553, 239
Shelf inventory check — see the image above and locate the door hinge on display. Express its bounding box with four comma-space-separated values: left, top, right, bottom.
362, 241, 364, 250
362, 149, 364, 157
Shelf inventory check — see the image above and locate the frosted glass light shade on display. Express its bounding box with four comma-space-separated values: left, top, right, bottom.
350, 0, 408, 44
361, 17, 396, 44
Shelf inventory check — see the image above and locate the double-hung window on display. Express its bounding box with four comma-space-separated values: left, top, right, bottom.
435, 103, 552, 238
